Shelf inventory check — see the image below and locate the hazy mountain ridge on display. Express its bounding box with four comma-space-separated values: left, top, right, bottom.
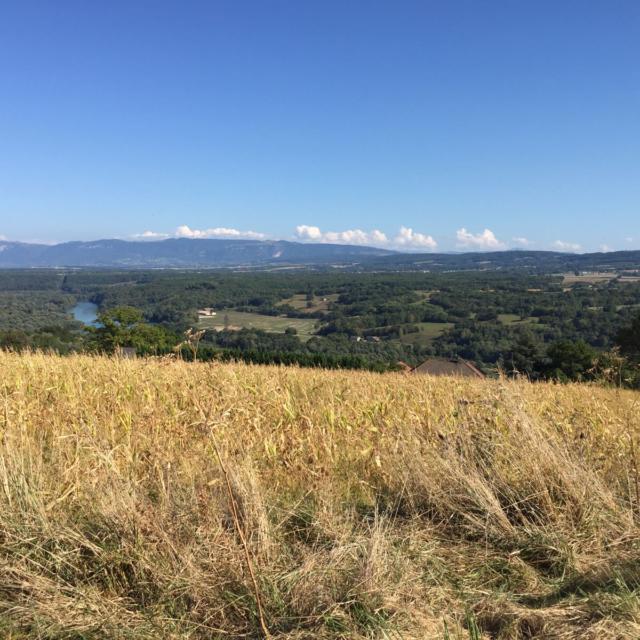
368, 248, 640, 272
1, 237, 640, 272
0, 238, 395, 268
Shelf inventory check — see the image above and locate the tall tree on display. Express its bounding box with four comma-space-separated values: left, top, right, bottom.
617, 313, 640, 361
88, 306, 176, 354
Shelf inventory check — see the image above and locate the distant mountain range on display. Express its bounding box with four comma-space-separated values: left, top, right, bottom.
1, 237, 639, 273
0, 238, 394, 268
362, 249, 640, 273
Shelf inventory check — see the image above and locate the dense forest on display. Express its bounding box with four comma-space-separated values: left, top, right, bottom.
0, 268, 639, 385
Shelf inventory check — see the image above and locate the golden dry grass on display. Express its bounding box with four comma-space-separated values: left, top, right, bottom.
1, 351, 639, 639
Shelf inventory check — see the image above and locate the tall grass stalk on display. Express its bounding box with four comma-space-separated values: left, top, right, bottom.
0, 350, 638, 638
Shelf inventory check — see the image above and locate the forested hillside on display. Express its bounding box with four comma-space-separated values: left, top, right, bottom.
1, 269, 640, 384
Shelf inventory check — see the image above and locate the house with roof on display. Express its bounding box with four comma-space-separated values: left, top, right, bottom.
409, 357, 484, 378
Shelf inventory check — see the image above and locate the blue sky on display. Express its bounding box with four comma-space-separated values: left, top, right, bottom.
0, 1, 638, 252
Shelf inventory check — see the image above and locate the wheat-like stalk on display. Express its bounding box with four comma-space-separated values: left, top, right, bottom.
0, 350, 638, 639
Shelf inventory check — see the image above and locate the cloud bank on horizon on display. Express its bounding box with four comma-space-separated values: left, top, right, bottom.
2, 225, 625, 254
294, 225, 437, 250
553, 240, 582, 252
125, 224, 604, 253
137, 225, 267, 241
455, 228, 505, 250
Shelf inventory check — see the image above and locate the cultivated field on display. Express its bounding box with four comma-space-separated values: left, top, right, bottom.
1, 352, 639, 638
281, 293, 340, 313
562, 272, 617, 285
198, 310, 318, 340
398, 321, 454, 345
497, 314, 540, 326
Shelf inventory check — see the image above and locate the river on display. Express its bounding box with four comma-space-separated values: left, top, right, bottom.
72, 301, 100, 326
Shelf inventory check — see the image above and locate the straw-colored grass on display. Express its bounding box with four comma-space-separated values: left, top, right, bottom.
0, 351, 639, 639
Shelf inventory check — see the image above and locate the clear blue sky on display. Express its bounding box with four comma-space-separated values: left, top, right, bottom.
0, 1, 638, 252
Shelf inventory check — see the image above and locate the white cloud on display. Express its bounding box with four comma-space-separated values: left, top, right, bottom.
295, 225, 437, 250
456, 228, 505, 249
134, 230, 170, 240
0, 234, 7, 241
175, 225, 266, 240
324, 228, 383, 245
295, 225, 387, 246
370, 229, 390, 244
393, 226, 437, 249
553, 240, 582, 252
295, 225, 323, 241
511, 236, 531, 247
626, 237, 634, 243
599, 244, 612, 253
135, 225, 267, 240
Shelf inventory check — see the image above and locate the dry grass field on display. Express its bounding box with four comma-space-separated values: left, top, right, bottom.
1, 351, 639, 639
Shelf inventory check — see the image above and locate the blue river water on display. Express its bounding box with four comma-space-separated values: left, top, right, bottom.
71, 301, 100, 326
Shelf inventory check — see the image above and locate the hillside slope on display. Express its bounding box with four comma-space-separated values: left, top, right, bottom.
1, 238, 640, 272
0, 238, 394, 268
1, 352, 639, 639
